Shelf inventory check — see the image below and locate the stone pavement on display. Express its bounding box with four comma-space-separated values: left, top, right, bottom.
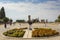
23, 29, 32, 38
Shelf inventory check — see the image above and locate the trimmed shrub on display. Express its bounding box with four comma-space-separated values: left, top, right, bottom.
3, 28, 25, 37
32, 28, 59, 37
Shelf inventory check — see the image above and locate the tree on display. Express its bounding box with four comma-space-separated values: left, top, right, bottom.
3, 17, 9, 28
16, 20, 25, 23
58, 15, 60, 19
0, 7, 5, 19
41, 19, 45, 23
32, 18, 40, 23
55, 15, 60, 22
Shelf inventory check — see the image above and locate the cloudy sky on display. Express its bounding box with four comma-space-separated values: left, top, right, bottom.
0, 0, 60, 22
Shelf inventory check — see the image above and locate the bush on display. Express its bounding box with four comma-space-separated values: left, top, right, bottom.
3, 28, 25, 37
16, 20, 26, 23
32, 28, 59, 37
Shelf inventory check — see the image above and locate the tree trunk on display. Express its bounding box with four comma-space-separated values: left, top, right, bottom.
4, 23, 7, 28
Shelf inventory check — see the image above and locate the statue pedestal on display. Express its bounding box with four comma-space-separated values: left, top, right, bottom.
29, 25, 32, 30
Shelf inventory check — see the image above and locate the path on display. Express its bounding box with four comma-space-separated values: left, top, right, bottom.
23, 29, 32, 38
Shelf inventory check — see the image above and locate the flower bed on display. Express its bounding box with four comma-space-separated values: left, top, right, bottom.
3, 28, 25, 37
32, 28, 59, 37
20, 27, 27, 29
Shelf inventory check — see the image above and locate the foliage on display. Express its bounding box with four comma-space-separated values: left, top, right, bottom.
41, 19, 45, 23
16, 20, 26, 23
55, 15, 60, 22
32, 28, 59, 37
3, 17, 9, 23
32, 18, 40, 23
0, 7, 10, 24
0, 7, 5, 19
3, 28, 25, 37
58, 15, 60, 19
9, 19, 13, 22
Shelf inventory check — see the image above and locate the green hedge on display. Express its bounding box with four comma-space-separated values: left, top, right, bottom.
3, 29, 25, 37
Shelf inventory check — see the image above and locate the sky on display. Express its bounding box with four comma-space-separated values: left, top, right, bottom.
0, 0, 60, 22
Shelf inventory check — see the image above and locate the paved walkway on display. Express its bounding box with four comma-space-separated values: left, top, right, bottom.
23, 29, 32, 38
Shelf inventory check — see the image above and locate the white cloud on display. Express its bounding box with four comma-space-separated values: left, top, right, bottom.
0, 1, 60, 22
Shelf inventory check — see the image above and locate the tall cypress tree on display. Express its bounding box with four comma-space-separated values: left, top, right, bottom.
0, 7, 5, 19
